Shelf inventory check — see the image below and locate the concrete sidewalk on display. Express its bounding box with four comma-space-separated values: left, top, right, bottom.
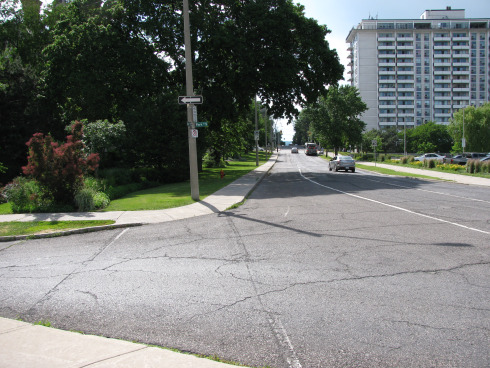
358, 161, 490, 187
0, 153, 278, 368
0, 317, 237, 368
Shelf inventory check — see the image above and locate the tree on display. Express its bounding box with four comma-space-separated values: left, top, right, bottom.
448, 103, 490, 153
406, 121, 453, 154
293, 111, 312, 145
305, 85, 367, 154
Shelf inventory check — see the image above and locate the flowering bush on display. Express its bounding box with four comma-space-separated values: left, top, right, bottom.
22, 121, 99, 204
2, 177, 47, 213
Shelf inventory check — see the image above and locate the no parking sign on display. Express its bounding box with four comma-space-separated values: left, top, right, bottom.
191, 129, 198, 138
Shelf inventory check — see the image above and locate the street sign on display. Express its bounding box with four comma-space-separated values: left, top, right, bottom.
462, 138, 466, 148
254, 130, 260, 141
191, 129, 198, 138
193, 105, 197, 122
178, 95, 203, 104
195, 122, 208, 128
371, 139, 378, 147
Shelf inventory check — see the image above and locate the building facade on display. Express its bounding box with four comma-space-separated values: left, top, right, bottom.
346, 7, 490, 131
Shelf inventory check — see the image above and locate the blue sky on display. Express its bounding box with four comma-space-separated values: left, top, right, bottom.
277, 0, 490, 141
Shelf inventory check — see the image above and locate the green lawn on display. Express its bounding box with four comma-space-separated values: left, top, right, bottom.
0, 220, 115, 237
355, 164, 443, 180
103, 152, 271, 211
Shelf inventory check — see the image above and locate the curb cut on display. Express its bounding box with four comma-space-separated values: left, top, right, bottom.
0, 223, 143, 242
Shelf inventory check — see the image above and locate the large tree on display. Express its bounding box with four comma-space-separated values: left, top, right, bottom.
405, 121, 453, 154
448, 103, 490, 153
305, 85, 367, 154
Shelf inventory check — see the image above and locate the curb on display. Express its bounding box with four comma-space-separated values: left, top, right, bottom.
0, 223, 143, 242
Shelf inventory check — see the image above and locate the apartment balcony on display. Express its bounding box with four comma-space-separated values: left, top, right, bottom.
398, 95, 414, 100
397, 70, 414, 75
397, 87, 415, 92
433, 62, 451, 67
396, 62, 414, 67
433, 37, 451, 42
453, 70, 470, 75
453, 103, 467, 109
396, 36, 413, 41
435, 53, 451, 58
434, 45, 451, 50
453, 37, 470, 42
396, 46, 414, 50
378, 88, 396, 93
435, 112, 452, 117
379, 113, 397, 118
452, 45, 469, 50
453, 87, 470, 92
398, 113, 415, 118
347, 45, 353, 51
434, 87, 452, 92
452, 95, 469, 100
434, 70, 451, 75
397, 104, 414, 109
347, 53, 353, 59
434, 95, 451, 100
379, 62, 396, 67
379, 70, 396, 75
378, 45, 395, 50
378, 95, 396, 100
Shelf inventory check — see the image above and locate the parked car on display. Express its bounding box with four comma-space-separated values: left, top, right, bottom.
443, 152, 488, 165
414, 153, 444, 162
329, 155, 356, 172
480, 156, 490, 162
291, 147, 298, 153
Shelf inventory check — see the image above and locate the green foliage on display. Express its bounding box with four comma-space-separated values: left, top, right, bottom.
405, 121, 452, 153
22, 121, 100, 204
74, 187, 110, 211
2, 177, 46, 213
305, 85, 367, 154
449, 103, 490, 152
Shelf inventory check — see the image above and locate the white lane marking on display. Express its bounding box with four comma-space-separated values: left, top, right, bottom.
299, 169, 490, 235
362, 176, 490, 205
269, 316, 302, 368
284, 206, 290, 217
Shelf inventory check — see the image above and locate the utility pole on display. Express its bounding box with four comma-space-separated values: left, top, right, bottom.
183, 0, 199, 200
254, 96, 259, 166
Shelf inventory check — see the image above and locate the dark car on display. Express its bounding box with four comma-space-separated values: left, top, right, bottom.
329, 155, 355, 172
444, 152, 488, 165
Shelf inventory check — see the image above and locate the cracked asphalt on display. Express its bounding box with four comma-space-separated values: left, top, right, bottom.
0, 150, 489, 368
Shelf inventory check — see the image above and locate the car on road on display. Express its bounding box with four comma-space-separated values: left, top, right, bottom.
329, 155, 356, 172
414, 153, 444, 162
291, 147, 298, 153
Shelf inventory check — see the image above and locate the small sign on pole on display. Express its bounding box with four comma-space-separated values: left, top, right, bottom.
178, 96, 203, 104
254, 130, 260, 141
191, 129, 198, 138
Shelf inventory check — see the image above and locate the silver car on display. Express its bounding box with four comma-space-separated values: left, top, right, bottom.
329, 155, 356, 172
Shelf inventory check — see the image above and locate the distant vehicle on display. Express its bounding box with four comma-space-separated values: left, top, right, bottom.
414, 153, 444, 162
329, 155, 356, 172
291, 147, 298, 153
305, 143, 317, 156
480, 156, 490, 162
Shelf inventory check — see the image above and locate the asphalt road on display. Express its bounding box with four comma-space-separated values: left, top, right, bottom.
1, 149, 489, 368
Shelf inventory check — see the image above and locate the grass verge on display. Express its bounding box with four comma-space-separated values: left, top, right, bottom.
103, 152, 271, 211
356, 164, 443, 180
0, 220, 115, 237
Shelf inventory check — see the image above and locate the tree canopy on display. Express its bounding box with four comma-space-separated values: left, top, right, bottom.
302, 85, 367, 154
1, 0, 343, 183
448, 103, 490, 153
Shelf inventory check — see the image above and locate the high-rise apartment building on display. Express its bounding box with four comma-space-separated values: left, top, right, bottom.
346, 7, 490, 131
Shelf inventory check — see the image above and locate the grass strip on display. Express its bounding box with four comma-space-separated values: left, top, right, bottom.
0, 220, 115, 237
103, 152, 271, 211
356, 164, 443, 180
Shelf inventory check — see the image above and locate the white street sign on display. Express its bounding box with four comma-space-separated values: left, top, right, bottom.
191, 129, 198, 138
178, 96, 203, 104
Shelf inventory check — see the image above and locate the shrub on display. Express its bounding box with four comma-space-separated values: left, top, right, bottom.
74, 188, 111, 211
3, 177, 48, 213
93, 192, 110, 209
22, 121, 100, 204
466, 160, 476, 173
428, 159, 436, 169
74, 188, 95, 211
380, 154, 385, 162
401, 156, 409, 164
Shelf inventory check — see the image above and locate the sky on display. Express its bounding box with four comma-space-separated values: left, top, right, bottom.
276, 0, 490, 142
